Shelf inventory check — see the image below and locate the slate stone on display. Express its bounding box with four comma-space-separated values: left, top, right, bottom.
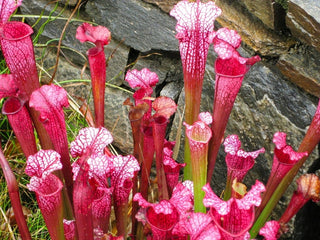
240, 0, 287, 32
142, 0, 179, 13
20, 0, 130, 86
104, 87, 133, 154
132, 50, 183, 86
277, 45, 320, 97
240, 0, 275, 30
34, 48, 85, 85
160, 81, 183, 101
85, 0, 178, 52
105, 41, 130, 86
20, 0, 87, 57
215, 0, 296, 56
60, 0, 78, 6
286, 0, 320, 53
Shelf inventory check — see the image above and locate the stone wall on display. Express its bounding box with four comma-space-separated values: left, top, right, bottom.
18, 0, 320, 239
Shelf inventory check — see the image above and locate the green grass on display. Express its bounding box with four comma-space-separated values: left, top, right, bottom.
0, 103, 12, 143
0, 58, 9, 74
26, 210, 50, 240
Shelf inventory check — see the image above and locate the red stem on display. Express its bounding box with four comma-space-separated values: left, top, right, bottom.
114, 201, 129, 238
278, 192, 307, 225
140, 125, 154, 200
128, 105, 147, 237
88, 45, 106, 128
73, 156, 94, 240
207, 59, 246, 180
184, 73, 204, 125
255, 157, 298, 220
152, 116, 169, 200
0, 149, 32, 240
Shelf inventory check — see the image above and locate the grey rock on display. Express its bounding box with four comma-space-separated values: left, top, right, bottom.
20, 0, 86, 56
240, 0, 275, 30
215, 0, 296, 56
277, 45, 320, 97
85, 0, 178, 52
286, 0, 320, 52
104, 87, 133, 154
132, 51, 183, 86
240, 0, 287, 32
20, 0, 130, 86
34, 47, 86, 85
105, 41, 130, 86
60, 0, 79, 6
160, 81, 183, 101
141, 0, 179, 13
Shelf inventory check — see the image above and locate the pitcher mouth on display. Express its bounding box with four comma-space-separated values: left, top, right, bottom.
215, 58, 246, 78
145, 202, 179, 232
209, 205, 255, 238
0, 21, 33, 41
2, 96, 26, 115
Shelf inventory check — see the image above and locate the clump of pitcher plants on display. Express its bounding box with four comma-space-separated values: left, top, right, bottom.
1, 0, 320, 239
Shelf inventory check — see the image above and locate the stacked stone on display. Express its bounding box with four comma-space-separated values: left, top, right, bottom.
19, 1, 320, 238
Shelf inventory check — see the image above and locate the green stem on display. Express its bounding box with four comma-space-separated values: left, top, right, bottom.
250, 155, 309, 238
250, 173, 288, 238
184, 82, 202, 181
223, 175, 232, 201
191, 150, 207, 213
183, 140, 192, 181
185, 122, 211, 213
